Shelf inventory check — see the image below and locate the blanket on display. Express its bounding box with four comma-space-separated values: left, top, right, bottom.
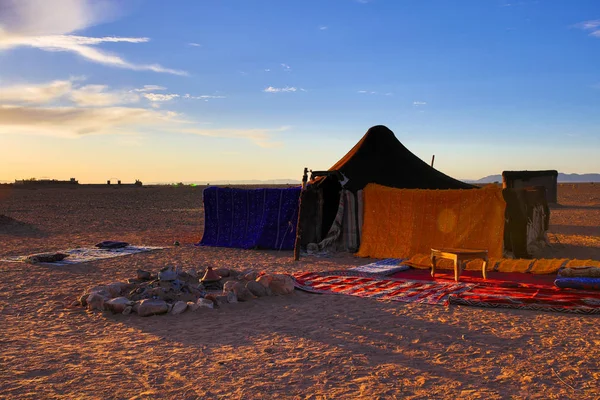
0, 245, 164, 266
349, 258, 409, 276
293, 271, 475, 305
554, 277, 600, 291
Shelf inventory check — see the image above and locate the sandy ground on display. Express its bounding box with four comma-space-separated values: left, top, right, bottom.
0, 183, 599, 399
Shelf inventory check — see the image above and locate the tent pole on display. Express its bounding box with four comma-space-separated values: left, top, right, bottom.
431, 154, 435, 167
293, 167, 309, 261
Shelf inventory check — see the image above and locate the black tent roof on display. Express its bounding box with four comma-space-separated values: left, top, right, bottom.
316, 125, 474, 192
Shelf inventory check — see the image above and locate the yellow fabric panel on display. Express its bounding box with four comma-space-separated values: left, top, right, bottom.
357, 184, 505, 259
406, 253, 600, 274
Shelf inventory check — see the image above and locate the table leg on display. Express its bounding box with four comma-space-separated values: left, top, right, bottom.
454, 260, 460, 282
482, 257, 488, 279
431, 255, 436, 278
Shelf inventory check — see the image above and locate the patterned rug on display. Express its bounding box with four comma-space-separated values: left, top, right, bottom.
293, 271, 475, 305
448, 285, 600, 314
0, 245, 165, 266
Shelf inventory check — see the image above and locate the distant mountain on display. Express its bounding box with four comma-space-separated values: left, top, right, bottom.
148, 179, 302, 185
465, 173, 600, 184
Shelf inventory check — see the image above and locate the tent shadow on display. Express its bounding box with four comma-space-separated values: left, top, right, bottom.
549, 225, 600, 237
109, 291, 546, 391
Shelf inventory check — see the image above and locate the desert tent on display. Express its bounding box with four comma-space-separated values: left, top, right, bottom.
502, 170, 558, 204
299, 125, 475, 250
198, 186, 301, 250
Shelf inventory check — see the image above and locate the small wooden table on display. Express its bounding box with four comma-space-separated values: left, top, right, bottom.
430, 248, 488, 282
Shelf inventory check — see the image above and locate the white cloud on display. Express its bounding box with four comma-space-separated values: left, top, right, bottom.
358, 90, 393, 96
413, 101, 427, 106
0, 0, 186, 75
0, 79, 74, 104
71, 84, 140, 106
0, 104, 178, 137
133, 85, 167, 92
264, 69, 271, 72
263, 86, 299, 93
188, 42, 201, 47
142, 93, 180, 102
281, 63, 291, 71
319, 26, 328, 30
183, 94, 226, 100
182, 126, 289, 148
574, 19, 600, 38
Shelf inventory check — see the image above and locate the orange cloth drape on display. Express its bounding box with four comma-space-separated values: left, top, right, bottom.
357, 184, 506, 259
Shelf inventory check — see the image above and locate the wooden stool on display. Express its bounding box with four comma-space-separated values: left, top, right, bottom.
430, 248, 488, 282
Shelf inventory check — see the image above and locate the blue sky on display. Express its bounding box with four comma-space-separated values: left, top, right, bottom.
0, 0, 599, 183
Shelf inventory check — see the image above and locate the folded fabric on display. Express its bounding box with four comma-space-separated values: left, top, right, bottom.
350, 258, 409, 275
25, 252, 69, 263
558, 267, 600, 278
554, 277, 600, 291
95, 240, 129, 249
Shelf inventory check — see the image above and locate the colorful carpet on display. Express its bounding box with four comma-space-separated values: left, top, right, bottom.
0, 245, 165, 266
293, 271, 475, 305
349, 258, 409, 276
448, 285, 600, 314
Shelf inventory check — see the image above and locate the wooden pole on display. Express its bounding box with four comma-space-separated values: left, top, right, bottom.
293, 167, 309, 261
431, 154, 435, 167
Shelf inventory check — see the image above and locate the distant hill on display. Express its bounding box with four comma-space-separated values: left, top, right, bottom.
149, 179, 302, 185
466, 173, 600, 184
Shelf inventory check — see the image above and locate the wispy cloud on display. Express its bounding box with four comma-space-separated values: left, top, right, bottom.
319, 26, 328, 30
574, 19, 600, 38
133, 85, 167, 92
358, 90, 393, 96
264, 86, 300, 93
413, 101, 427, 106
0, 0, 186, 75
281, 63, 291, 71
0, 78, 275, 147
188, 42, 201, 47
182, 126, 289, 148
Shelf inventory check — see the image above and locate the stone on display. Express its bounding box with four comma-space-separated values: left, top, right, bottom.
233, 282, 255, 302
187, 301, 201, 312
70, 300, 80, 307
204, 294, 220, 308
137, 299, 169, 317
242, 270, 259, 281
171, 301, 187, 315
132, 301, 141, 313
246, 280, 269, 297
106, 297, 133, 314
79, 292, 89, 307
269, 274, 295, 295
256, 274, 272, 288
122, 306, 132, 315
185, 270, 198, 279
158, 266, 177, 281
227, 291, 238, 303
106, 282, 132, 297
222, 280, 237, 294
215, 295, 230, 305
197, 298, 214, 309
86, 293, 107, 311
137, 269, 152, 281
215, 268, 230, 277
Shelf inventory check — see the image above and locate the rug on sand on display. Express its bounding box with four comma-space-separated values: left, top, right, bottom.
0, 246, 165, 266
448, 285, 600, 314
349, 258, 409, 276
293, 271, 475, 305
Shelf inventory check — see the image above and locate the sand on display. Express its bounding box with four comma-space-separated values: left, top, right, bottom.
0, 183, 599, 399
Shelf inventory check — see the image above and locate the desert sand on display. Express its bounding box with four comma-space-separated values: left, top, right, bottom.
0, 183, 599, 399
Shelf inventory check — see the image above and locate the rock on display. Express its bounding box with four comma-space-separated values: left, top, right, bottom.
132, 301, 141, 313
70, 300, 80, 307
197, 298, 214, 309
242, 270, 259, 281
86, 293, 107, 311
215, 295, 230, 305
106, 297, 133, 314
228, 269, 241, 277
106, 282, 132, 297
215, 268, 230, 277
187, 301, 200, 311
269, 274, 295, 295
79, 292, 89, 307
122, 306, 132, 315
233, 282, 255, 302
227, 291, 238, 303
147, 287, 166, 300
25, 252, 69, 263
186, 270, 198, 279
222, 280, 237, 294
246, 280, 269, 297
137, 269, 152, 280
158, 266, 177, 281
204, 294, 220, 308
137, 299, 169, 317
171, 301, 187, 315
256, 274, 272, 288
